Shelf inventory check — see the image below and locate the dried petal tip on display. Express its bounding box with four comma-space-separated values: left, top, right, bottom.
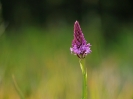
70, 20, 91, 59
75, 20, 78, 24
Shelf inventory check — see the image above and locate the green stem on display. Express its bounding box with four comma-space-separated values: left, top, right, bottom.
79, 59, 87, 99
12, 75, 25, 99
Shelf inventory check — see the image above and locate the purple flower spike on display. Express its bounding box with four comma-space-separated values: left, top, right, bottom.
70, 21, 91, 59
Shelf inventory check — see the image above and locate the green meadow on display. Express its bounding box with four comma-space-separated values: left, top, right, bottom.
0, 23, 133, 99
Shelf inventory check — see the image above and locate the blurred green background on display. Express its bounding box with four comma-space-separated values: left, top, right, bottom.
0, 0, 133, 99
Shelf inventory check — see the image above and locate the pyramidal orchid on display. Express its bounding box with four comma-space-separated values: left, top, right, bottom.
70, 21, 91, 99
70, 21, 91, 59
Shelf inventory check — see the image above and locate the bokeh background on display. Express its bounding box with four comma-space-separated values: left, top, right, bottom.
0, 0, 133, 99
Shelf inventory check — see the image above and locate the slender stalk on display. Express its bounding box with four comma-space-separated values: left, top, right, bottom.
79, 59, 87, 99
12, 74, 25, 99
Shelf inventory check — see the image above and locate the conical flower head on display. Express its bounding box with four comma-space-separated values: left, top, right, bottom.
70, 21, 91, 59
